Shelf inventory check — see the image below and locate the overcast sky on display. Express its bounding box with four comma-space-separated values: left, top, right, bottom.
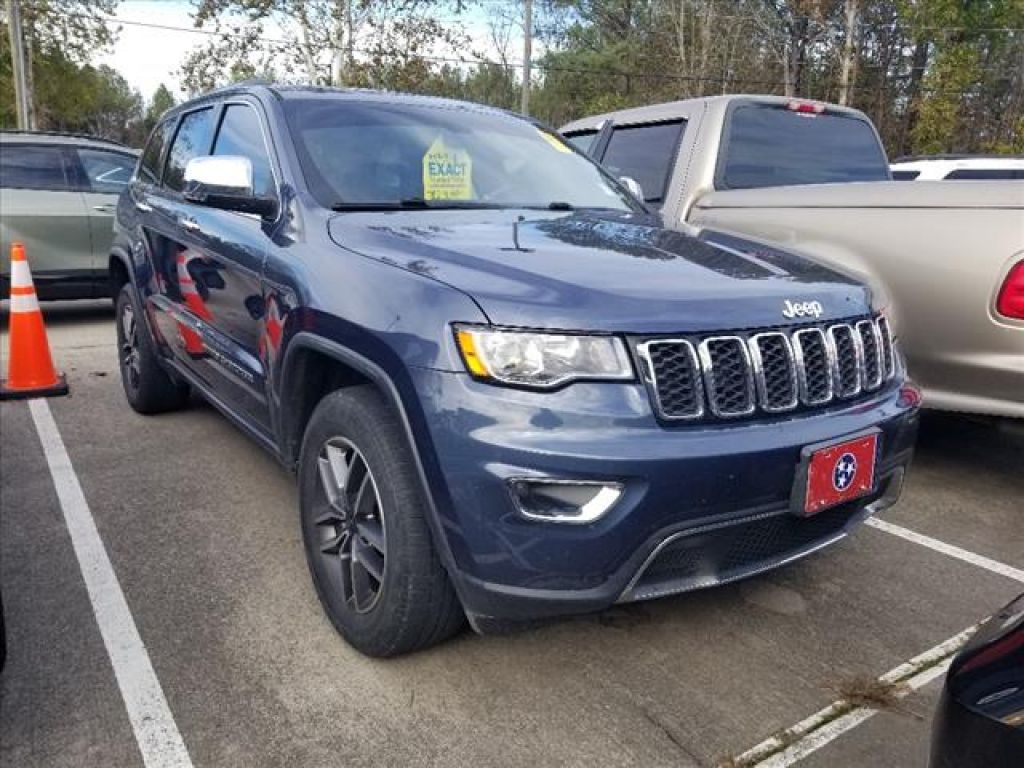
98, 0, 525, 103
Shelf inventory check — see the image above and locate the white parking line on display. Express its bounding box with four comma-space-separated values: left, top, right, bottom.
28, 399, 194, 768
866, 517, 1024, 583
731, 625, 978, 768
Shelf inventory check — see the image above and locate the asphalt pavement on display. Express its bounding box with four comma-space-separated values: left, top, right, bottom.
1, 301, 1021, 768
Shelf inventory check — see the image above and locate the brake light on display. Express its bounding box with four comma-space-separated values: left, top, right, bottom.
996, 261, 1024, 319
786, 101, 825, 115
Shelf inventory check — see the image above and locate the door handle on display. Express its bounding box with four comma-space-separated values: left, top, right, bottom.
93, 204, 116, 213
179, 216, 201, 233
135, 201, 153, 213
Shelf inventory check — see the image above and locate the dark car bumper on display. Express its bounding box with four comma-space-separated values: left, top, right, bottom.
408, 368, 919, 627
929, 593, 1024, 768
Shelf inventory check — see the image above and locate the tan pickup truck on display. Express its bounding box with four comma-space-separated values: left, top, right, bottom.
562, 95, 1024, 419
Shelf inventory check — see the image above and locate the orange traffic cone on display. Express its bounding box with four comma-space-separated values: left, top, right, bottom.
1, 242, 69, 399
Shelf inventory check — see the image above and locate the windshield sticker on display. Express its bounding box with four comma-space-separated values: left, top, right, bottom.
423, 137, 473, 200
537, 129, 572, 154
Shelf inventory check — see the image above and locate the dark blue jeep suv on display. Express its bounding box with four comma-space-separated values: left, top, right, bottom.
110, 84, 919, 656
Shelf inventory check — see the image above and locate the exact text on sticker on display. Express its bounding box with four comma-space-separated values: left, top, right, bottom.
423, 137, 473, 200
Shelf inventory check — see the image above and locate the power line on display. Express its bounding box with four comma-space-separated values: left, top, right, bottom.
39, 11, 1018, 99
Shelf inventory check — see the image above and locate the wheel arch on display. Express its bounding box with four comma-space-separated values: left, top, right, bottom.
278, 333, 464, 595
108, 248, 133, 297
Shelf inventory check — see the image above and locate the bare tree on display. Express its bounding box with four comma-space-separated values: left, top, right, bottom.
837, 0, 857, 104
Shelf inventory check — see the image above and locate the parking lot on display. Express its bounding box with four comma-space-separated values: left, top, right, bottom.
1, 301, 1021, 768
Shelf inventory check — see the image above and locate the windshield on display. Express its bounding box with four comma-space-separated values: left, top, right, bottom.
284, 98, 636, 211
718, 104, 890, 189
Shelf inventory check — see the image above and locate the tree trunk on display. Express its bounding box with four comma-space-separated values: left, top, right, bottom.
902, 37, 929, 155
25, 31, 37, 129
330, 0, 349, 87
792, 15, 808, 97
294, 0, 323, 84
838, 0, 858, 105
674, 0, 688, 94
697, 2, 713, 97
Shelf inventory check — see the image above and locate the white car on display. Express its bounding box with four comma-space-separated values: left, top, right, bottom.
890, 155, 1024, 180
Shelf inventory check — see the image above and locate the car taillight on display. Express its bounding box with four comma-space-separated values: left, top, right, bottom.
786, 101, 825, 115
996, 261, 1024, 319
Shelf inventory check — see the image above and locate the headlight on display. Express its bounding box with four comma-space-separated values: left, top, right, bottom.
454, 325, 634, 388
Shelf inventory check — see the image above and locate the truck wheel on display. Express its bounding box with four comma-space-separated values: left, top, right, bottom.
115, 284, 189, 414
299, 386, 464, 656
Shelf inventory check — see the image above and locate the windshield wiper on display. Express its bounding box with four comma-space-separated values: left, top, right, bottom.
330, 198, 503, 211
330, 199, 428, 211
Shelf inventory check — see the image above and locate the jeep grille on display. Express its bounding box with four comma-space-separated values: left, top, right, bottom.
636, 316, 896, 422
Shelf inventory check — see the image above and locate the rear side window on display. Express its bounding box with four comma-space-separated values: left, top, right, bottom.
719, 104, 889, 189
139, 120, 174, 184
891, 170, 920, 180
164, 108, 215, 192
944, 168, 1022, 180
212, 104, 274, 197
601, 121, 685, 204
564, 131, 597, 153
77, 148, 137, 194
0, 145, 71, 191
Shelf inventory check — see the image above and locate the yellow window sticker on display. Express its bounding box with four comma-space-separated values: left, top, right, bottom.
422, 137, 473, 200
537, 129, 572, 154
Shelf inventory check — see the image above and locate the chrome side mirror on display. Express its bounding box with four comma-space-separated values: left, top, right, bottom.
185, 155, 253, 194
619, 175, 644, 201
183, 155, 277, 218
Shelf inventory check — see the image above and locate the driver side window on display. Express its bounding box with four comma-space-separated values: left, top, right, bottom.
164, 108, 214, 193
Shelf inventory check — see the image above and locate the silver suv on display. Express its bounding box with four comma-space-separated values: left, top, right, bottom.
0, 131, 138, 300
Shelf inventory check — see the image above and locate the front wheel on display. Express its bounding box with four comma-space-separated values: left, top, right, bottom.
115, 284, 189, 414
298, 386, 464, 656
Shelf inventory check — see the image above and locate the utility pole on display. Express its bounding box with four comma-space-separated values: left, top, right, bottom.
7, 0, 32, 129
521, 0, 532, 116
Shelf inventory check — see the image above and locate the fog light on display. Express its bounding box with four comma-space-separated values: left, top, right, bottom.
508, 479, 623, 524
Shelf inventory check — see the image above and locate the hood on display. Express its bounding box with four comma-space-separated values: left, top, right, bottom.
328, 209, 871, 333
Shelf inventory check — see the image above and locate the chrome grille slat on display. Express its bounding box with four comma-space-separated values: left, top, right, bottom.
640, 316, 895, 422
793, 328, 834, 405
748, 332, 799, 412
856, 319, 883, 390
637, 339, 704, 420
828, 324, 862, 398
877, 315, 895, 380
698, 336, 756, 417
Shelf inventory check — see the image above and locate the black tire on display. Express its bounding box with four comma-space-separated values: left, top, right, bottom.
299, 386, 464, 656
115, 284, 189, 414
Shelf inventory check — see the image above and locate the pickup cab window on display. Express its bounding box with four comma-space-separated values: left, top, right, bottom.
718, 104, 889, 189
601, 121, 685, 205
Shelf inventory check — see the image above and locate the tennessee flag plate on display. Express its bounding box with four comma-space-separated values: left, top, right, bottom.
793, 430, 879, 517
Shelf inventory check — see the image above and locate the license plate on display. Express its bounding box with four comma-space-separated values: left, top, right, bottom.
796, 432, 879, 516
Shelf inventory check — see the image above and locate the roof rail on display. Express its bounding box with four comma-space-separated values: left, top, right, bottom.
0, 129, 127, 146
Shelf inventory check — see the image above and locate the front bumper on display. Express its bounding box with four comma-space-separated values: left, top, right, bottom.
408, 368, 919, 626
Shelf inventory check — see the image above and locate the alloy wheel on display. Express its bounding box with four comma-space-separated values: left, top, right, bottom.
120, 301, 141, 391
313, 437, 388, 614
